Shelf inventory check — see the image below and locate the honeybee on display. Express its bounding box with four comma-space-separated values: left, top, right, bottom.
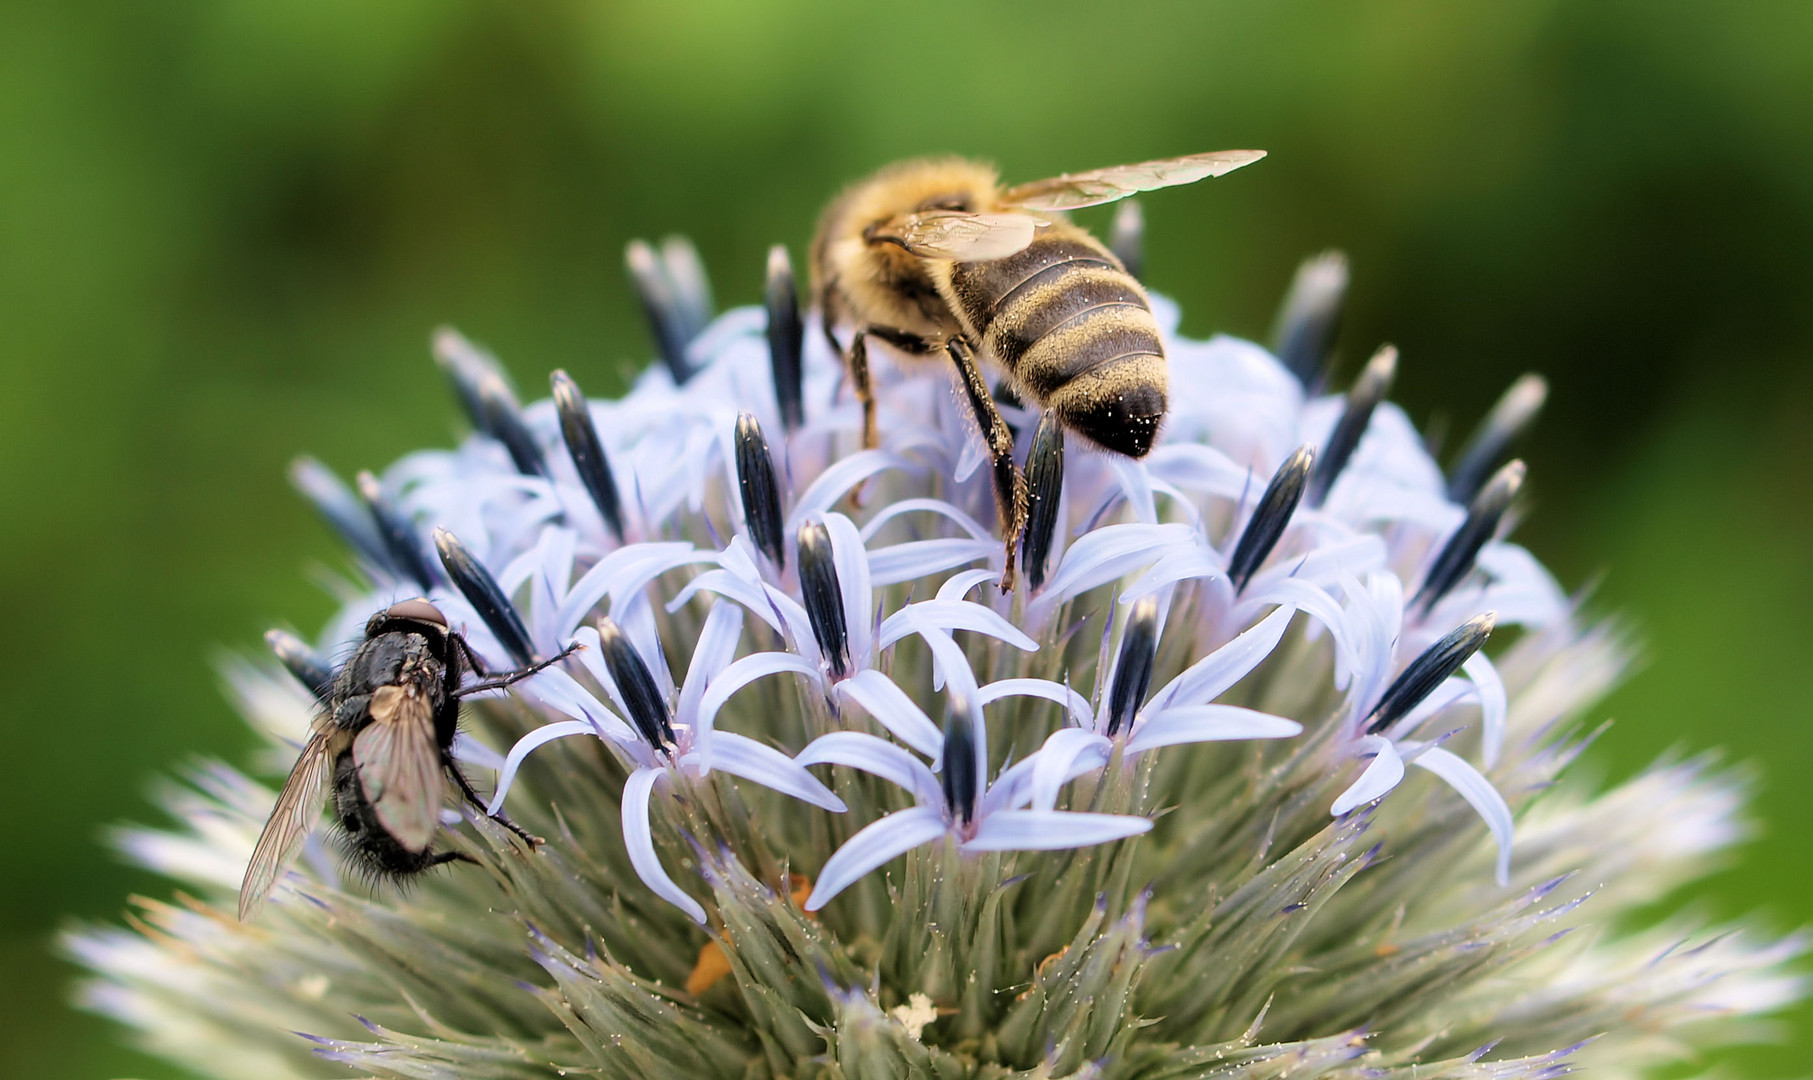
810, 150, 1265, 589
238, 599, 573, 920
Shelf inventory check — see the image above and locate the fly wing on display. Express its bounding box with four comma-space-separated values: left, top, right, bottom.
1002, 149, 1267, 211
239, 728, 333, 921
352, 684, 445, 853
868, 210, 1041, 261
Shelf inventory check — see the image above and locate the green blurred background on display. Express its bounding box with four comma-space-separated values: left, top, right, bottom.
3, 2, 1808, 1076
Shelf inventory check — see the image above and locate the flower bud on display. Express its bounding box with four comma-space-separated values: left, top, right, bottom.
1446, 373, 1546, 503
765, 245, 804, 431
1306, 344, 1396, 508
797, 519, 849, 679
736, 413, 786, 569
356, 470, 438, 593
1415, 461, 1525, 615
433, 527, 535, 667
1366, 613, 1497, 734
552, 370, 625, 541
1228, 446, 1315, 594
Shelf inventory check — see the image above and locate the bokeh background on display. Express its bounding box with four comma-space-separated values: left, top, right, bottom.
3, 2, 1809, 1076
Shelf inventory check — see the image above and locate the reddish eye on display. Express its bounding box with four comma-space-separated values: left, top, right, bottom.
384, 598, 448, 627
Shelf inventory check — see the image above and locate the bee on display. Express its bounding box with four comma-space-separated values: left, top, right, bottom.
238, 598, 574, 920
811, 149, 1264, 588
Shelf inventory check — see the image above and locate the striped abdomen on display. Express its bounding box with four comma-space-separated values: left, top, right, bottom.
945, 229, 1167, 458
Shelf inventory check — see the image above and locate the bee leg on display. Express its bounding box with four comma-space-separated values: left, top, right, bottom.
846, 326, 939, 506
946, 337, 1027, 592
818, 280, 870, 449
448, 762, 544, 847
818, 281, 845, 369
850, 331, 878, 452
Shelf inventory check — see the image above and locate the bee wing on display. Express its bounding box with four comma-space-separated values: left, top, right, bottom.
352, 685, 445, 854
868, 210, 1041, 261
238, 728, 334, 921
1001, 149, 1267, 211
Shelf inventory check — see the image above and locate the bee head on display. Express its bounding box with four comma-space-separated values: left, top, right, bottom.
812, 158, 1002, 290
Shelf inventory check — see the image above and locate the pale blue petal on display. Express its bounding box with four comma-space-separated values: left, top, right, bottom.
555, 542, 702, 639
622, 767, 708, 923
488, 720, 595, 815
876, 599, 1037, 653
1412, 745, 1515, 886
804, 805, 949, 910
515, 666, 634, 740
1469, 543, 1568, 628
1028, 728, 1114, 811
1126, 706, 1302, 754
520, 525, 578, 654
937, 568, 1000, 602
499, 540, 545, 600
979, 754, 1042, 816
618, 593, 677, 702
866, 538, 997, 586
796, 731, 942, 805
1109, 458, 1158, 524
1145, 442, 1251, 500
1331, 734, 1405, 816
954, 433, 986, 482
977, 678, 1092, 727
823, 512, 874, 664
1147, 475, 1204, 531
1429, 579, 1563, 634
717, 532, 763, 578
1120, 543, 1223, 605
450, 732, 506, 771
1246, 533, 1388, 594
834, 669, 943, 757
911, 620, 983, 704
858, 497, 992, 543
962, 809, 1152, 852
694, 651, 821, 765
1030, 523, 1193, 613
669, 568, 816, 661
1464, 651, 1507, 768
1149, 603, 1297, 712
665, 567, 774, 628
1298, 572, 1405, 722
1253, 577, 1354, 689
697, 731, 846, 812
675, 601, 744, 731
788, 451, 910, 525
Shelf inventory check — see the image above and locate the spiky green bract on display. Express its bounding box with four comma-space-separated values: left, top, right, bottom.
66, 287, 1802, 1080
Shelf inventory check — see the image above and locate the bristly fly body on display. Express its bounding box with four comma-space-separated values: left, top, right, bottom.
239, 598, 574, 920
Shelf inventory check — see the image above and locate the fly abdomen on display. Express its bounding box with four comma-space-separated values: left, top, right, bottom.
947, 230, 1167, 458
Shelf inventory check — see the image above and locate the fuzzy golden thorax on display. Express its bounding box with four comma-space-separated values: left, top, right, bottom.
811, 157, 1006, 342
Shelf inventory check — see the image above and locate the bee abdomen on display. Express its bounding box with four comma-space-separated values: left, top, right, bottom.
987, 272, 1154, 386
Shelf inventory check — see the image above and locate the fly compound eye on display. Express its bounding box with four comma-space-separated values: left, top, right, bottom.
385, 598, 448, 628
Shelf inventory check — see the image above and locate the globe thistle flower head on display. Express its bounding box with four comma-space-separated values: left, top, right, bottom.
64, 244, 1804, 1080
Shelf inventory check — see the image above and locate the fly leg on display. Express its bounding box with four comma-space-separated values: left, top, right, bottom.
946, 337, 1027, 592
447, 761, 544, 847
451, 639, 583, 698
